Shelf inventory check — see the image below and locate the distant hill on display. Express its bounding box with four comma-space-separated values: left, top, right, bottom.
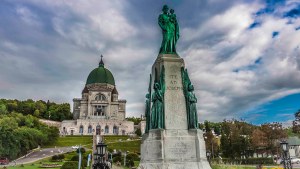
0, 99, 72, 122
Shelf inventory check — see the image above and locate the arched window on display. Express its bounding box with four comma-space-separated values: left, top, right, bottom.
95, 94, 106, 101
105, 125, 109, 134
113, 126, 119, 135
79, 125, 84, 134
96, 125, 101, 135
88, 125, 92, 133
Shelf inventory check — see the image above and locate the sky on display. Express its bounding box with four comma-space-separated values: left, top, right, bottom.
0, 0, 300, 125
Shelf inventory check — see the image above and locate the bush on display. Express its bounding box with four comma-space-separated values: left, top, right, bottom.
127, 153, 139, 161
125, 155, 134, 167
61, 161, 78, 169
70, 155, 79, 161
214, 157, 274, 165
112, 151, 122, 158
113, 156, 122, 163
76, 148, 86, 154
51, 155, 58, 161
70, 155, 88, 168
58, 154, 65, 160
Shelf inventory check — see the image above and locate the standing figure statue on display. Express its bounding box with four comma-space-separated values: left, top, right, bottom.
145, 94, 151, 133
158, 5, 180, 54
151, 67, 165, 129
187, 84, 199, 129
181, 68, 199, 129
145, 75, 152, 133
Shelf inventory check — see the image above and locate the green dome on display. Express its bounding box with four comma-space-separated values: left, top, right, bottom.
86, 59, 115, 85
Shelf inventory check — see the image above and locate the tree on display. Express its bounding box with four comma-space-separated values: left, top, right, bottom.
0, 104, 8, 115
261, 122, 287, 155
293, 109, 300, 134
251, 129, 268, 157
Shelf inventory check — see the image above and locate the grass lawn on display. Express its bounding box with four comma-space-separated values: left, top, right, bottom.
6, 157, 64, 169
44, 135, 93, 148
103, 135, 131, 143
107, 140, 141, 153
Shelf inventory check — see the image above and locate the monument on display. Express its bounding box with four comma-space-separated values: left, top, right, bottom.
138, 5, 211, 169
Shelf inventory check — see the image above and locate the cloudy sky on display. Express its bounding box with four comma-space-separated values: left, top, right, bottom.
1, 0, 300, 125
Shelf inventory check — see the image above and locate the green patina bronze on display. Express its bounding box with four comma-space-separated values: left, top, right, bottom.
151, 67, 165, 129
182, 68, 199, 129
158, 5, 180, 54
145, 75, 152, 133
86, 55, 115, 85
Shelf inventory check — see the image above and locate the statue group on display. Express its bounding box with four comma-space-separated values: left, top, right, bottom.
144, 5, 199, 132
139, 5, 211, 169
159, 5, 180, 54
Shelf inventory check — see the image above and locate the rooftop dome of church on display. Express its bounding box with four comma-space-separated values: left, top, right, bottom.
86, 56, 115, 86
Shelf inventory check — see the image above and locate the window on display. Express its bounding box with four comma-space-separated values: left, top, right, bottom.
79, 125, 84, 134
88, 125, 92, 133
113, 126, 119, 135
94, 105, 106, 116
105, 126, 109, 133
95, 94, 106, 101
96, 125, 101, 135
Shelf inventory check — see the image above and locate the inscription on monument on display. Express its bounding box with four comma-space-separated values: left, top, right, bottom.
168, 142, 188, 155
165, 140, 196, 160
167, 75, 184, 90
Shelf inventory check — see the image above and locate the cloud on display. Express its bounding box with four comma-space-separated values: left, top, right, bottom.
0, 0, 300, 124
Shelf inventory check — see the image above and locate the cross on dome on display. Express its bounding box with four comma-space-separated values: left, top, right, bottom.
99, 54, 104, 67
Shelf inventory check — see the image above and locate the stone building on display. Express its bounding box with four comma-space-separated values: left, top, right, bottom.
60, 57, 134, 135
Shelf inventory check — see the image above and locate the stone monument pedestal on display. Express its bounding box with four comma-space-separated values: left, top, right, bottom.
139, 53, 211, 169
139, 129, 211, 169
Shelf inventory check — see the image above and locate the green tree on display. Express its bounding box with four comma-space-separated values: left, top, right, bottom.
135, 128, 142, 136
0, 104, 8, 115
293, 109, 300, 134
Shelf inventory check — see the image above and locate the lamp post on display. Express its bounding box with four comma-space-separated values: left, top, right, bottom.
280, 141, 292, 169
93, 141, 109, 169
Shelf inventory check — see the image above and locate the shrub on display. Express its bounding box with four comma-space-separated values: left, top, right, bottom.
76, 148, 86, 154
51, 155, 58, 161
215, 157, 274, 165
126, 153, 140, 161
58, 154, 65, 160
125, 155, 135, 167
113, 156, 122, 163
60, 161, 78, 169
70, 155, 79, 161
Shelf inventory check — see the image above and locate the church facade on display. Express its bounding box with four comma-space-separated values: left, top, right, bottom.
60, 57, 134, 135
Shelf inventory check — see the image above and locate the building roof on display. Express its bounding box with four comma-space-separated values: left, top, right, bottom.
86, 56, 115, 85
288, 136, 300, 146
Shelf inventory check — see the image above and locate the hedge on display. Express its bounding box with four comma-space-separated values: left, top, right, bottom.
212, 157, 274, 165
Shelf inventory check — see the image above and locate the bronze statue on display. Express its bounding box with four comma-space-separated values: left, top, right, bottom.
145, 75, 152, 133
151, 67, 165, 129
158, 5, 180, 54
182, 68, 199, 129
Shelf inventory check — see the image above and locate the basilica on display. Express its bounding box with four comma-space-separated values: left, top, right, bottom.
60, 56, 134, 135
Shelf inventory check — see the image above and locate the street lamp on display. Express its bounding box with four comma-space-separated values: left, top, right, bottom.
96, 142, 107, 157
93, 141, 109, 169
280, 141, 292, 169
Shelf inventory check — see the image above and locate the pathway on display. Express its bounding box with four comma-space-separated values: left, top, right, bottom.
5, 147, 74, 166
